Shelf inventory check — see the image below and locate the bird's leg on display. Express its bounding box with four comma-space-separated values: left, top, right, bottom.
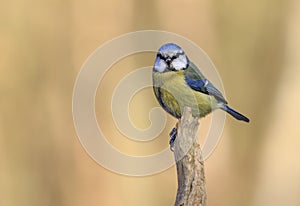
169, 122, 178, 151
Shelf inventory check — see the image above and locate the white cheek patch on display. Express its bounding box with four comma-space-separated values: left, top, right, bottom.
154, 58, 167, 72
171, 55, 187, 70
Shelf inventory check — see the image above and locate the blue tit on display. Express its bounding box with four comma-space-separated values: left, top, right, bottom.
152, 43, 249, 123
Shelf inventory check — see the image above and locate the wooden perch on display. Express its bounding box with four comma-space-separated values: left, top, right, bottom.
173, 107, 206, 206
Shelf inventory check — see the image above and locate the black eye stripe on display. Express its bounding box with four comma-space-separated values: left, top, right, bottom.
157, 52, 184, 61
157, 53, 165, 60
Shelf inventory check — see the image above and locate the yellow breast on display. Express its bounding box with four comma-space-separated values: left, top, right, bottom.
153, 70, 217, 118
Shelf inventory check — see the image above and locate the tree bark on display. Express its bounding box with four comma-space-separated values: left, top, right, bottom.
173, 107, 206, 206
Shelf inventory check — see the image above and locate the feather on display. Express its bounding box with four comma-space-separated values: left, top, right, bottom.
221, 105, 250, 122
184, 62, 228, 104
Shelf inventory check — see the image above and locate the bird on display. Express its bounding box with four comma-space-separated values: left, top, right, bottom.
152, 43, 249, 144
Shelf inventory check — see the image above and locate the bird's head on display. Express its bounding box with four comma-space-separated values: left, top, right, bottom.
154, 43, 189, 73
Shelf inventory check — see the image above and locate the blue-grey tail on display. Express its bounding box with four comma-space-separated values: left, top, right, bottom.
221, 105, 250, 122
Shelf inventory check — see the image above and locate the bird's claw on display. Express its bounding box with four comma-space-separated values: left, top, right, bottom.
169, 127, 177, 151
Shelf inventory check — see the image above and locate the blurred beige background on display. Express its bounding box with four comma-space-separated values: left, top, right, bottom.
1, 0, 300, 205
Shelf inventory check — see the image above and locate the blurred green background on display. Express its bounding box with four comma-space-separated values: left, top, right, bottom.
1, 0, 300, 205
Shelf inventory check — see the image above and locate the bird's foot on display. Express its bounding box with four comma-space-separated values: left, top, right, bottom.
169, 126, 178, 151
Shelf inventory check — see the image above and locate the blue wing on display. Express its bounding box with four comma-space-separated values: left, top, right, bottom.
184, 62, 228, 104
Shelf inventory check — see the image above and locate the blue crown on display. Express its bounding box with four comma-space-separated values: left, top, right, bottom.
158, 43, 182, 52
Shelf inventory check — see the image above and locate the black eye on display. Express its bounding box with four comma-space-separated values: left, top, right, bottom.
157, 53, 166, 60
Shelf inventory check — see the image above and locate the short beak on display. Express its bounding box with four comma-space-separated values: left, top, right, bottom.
166, 58, 171, 65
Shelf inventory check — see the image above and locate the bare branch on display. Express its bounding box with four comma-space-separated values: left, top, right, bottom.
173, 107, 206, 206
